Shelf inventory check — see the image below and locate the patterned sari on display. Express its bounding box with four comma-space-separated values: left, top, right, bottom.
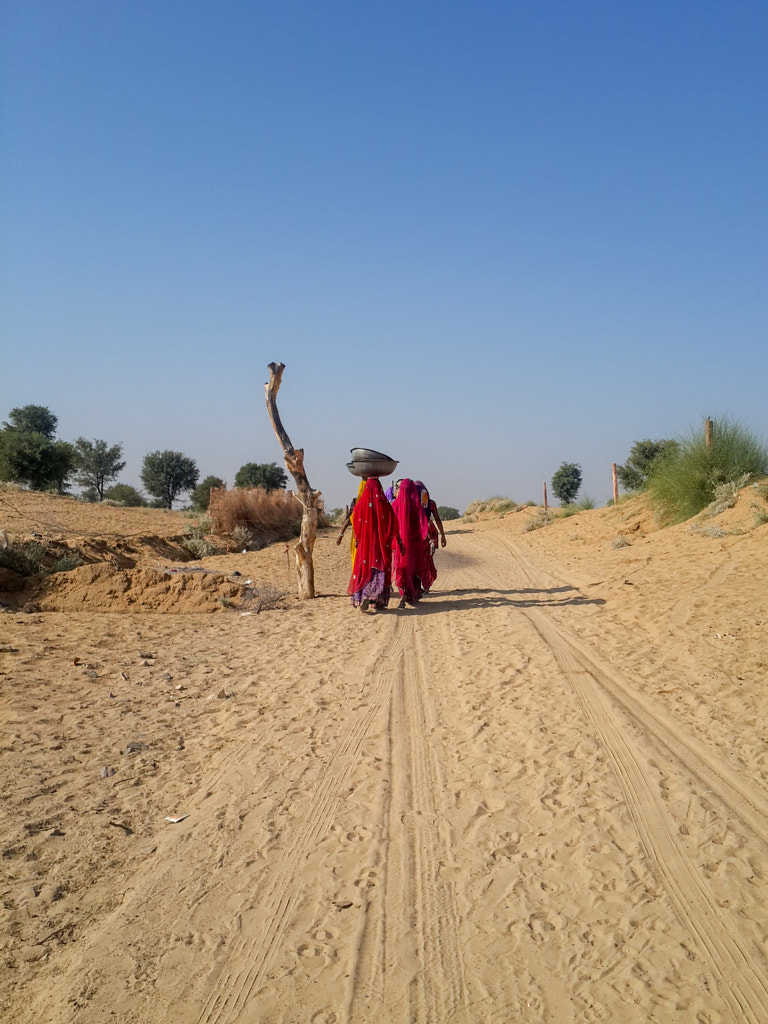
347, 478, 398, 608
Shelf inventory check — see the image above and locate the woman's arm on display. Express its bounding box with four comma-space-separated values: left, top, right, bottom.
431, 503, 447, 547
336, 499, 356, 545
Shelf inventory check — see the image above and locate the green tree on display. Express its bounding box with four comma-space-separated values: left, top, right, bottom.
234, 461, 288, 491
437, 506, 461, 520
617, 439, 679, 492
191, 475, 225, 511
0, 405, 75, 492
140, 450, 199, 509
5, 404, 58, 438
73, 437, 126, 501
551, 462, 582, 505
103, 483, 146, 506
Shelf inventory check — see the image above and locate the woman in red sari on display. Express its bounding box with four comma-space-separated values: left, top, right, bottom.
392, 478, 431, 607
348, 478, 402, 612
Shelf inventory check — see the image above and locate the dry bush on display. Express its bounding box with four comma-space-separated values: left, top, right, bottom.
463, 497, 517, 518
209, 487, 303, 549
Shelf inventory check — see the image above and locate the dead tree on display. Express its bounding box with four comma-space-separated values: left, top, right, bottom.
265, 362, 322, 599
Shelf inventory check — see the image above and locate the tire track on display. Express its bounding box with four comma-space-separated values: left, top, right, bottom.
496, 534, 768, 841
348, 616, 471, 1024
196, 618, 410, 1024
524, 606, 768, 1024
455, 530, 768, 1023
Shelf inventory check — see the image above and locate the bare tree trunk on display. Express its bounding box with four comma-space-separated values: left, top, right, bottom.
264, 362, 322, 599
705, 417, 713, 450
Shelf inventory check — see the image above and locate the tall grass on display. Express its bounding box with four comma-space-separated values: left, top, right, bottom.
208, 487, 303, 549
463, 496, 517, 518
646, 417, 768, 524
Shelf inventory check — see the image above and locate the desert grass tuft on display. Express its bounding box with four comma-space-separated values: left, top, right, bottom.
646, 417, 768, 525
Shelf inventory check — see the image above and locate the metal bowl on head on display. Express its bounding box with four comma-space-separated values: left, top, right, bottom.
350, 448, 393, 462
347, 448, 398, 478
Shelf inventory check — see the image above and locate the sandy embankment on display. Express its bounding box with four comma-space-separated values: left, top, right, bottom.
1, 485, 767, 1023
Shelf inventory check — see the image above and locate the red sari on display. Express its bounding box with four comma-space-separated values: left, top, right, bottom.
347, 478, 398, 606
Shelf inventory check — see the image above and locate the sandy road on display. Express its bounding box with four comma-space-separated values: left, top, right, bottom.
10, 526, 768, 1024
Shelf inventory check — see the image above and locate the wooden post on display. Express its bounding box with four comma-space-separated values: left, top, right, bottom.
705, 417, 713, 450
265, 362, 322, 599
543, 482, 548, 511
612, 463, 618, 505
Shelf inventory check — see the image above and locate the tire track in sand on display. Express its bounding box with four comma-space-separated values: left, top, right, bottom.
196, 618, 411, 1024
462, 531, 768, 1023
349, 616, 470, 1023
497, 534, 768, 841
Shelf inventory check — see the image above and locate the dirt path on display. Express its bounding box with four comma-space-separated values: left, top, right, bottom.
3, 519, 767, 1023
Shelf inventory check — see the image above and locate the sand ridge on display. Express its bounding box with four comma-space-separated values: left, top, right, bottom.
1, 487, 767, 1022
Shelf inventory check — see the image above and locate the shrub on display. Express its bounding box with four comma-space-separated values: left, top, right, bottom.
182, 517, 219, 558
524, 510, 556, 532
209, 487, 302, 549
617, 439, 678, 492
551, 463, 582, 505
104, 483, 146, 506
647, 417, 768, 524
51, 553, 85, 573
706, 475, 750, 517
574, 496, 595, 510
0, 541, 48, 575
463, 497, 516, 517
437, 506, 461, 521
0, 541, 83, 576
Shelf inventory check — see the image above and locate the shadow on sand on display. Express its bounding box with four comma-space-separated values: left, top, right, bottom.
409, 585, 605, 614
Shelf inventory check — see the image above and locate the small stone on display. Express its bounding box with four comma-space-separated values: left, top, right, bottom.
123, 741, 147, 755
100, 766, 116, 779
17, 943, 47, 962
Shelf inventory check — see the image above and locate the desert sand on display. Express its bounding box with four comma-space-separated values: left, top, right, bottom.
1, 484, 767, 1023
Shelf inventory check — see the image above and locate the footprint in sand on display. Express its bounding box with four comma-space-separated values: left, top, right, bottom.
341, 824, 370, 845
354, 869, 378, 890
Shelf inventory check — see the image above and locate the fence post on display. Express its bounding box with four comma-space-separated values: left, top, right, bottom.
543, 482, 548, 511
612, 463, 618, 504
705, 417, 713, 450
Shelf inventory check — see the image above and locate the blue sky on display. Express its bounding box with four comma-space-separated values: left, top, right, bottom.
2, 1, 766, 511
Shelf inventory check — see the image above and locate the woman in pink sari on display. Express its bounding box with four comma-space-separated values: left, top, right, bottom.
392, 478, 431, 608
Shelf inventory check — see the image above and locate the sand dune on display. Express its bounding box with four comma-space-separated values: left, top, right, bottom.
1, 487, 767, 1023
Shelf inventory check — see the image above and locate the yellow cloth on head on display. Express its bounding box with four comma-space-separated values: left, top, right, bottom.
350, 479, 366, 562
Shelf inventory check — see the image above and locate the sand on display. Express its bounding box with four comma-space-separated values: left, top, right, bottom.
1, 485, 767, 1023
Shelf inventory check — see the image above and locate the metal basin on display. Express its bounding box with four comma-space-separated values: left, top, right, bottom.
350, 448, 394, 462
346, 457, 398, 478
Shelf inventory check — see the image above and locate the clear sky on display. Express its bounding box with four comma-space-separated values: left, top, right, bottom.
2, 1, 766, 511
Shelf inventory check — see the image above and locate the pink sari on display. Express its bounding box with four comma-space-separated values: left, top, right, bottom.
392, 479, 430, 604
